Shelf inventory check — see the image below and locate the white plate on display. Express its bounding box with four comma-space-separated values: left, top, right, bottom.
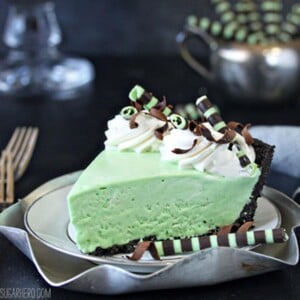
24, 183, 281, 273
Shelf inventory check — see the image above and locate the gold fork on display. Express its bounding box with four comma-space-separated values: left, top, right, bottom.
4, 127, 39, 181
0, 151, 14, 212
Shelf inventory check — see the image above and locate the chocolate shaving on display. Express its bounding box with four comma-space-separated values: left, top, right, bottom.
228, 121, 244, 133
153, 96, 173, 113
172, 139, 198, 154
129, 241, 160, 261
237, 221, 254, 233
228, 121, 254, 145
129, 113, 139, 129
241, 124, 254, 145
153, 96, 167, 110
155, 123, 168, 140
154, 130, 163, 140
131, 101, 143, 112
188, 121, 202, 136
218, 224, 234, 235
215, 129, 236, 144
150, 108, 167, 121
200, 125, 215, 142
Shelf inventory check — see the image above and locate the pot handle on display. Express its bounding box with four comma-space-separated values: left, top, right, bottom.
176, 28, 218, 81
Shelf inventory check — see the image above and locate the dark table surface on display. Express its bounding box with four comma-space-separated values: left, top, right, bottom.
0, 55, 300, 299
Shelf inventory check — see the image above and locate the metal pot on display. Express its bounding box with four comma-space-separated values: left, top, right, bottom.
176, 27, 300, 106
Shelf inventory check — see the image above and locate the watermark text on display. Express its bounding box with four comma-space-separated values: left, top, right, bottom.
0, 288, 51, 299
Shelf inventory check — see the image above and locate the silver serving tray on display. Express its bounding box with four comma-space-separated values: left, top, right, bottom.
0, 171, 300, 295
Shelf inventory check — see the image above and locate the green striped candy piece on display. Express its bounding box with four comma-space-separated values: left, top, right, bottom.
128, 85, 159, 111
235, 28, 248, 42
265, 229, 275, 243
278, 32, 292, 42
129, 85, 145, 102
235, 2, 256, 13
163, 106, 172, 117
249, 22, 262, 32
247, 32, 267, 45
203, 106, 219, 119
223, 21, 239, 39
261, 1, 282, 12
221, 11, 235, 23
288, 13, 300, 26
191, 237, 200, 251
282, 23, 297, 35
263, 13, 282, 23
265, 24, 281, 35
248, 12, 260, 22
236, 14, 248, 24
214, 121, 227, 132
216, 1, 231, 14
144, 97, 159, 111
154, 241, 164, 257
199, 17, 211, 31
292, 4, 300, 15
211, 21, 222, 36
186, 15, 198, 27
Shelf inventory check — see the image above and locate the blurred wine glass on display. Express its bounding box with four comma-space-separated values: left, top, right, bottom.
0, 0, 95, 99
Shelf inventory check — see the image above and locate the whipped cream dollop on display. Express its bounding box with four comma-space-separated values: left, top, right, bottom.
105, 111, 167, 153
160, 122, 256, 178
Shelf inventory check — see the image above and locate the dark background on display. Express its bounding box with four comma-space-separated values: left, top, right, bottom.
0, 0, 297, 56
1, 1, 300, 299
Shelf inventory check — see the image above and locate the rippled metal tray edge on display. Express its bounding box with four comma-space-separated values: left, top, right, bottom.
0, 171, 300, 295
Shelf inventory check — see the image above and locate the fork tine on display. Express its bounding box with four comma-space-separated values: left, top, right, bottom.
5, 128, 20, 152
5, 151, 14, 204
6, 127, 27, 159
13, 127, 34, 171
15, 127, 39, 179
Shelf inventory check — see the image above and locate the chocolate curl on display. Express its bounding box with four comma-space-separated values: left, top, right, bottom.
196, 95, 227, 133
200, 124, 216, 141
154, 123, 169, 141
149, 108, 167, 122
188, 120, 235, 145
228, 121, 254, 145
216, 129, 237, 144
228, 121, 244, 132
188, 120, 203, 136
217, 224, 234, 235
237, 221, 254, 233
172, 139, 198, 154
131, 101, 143, 112
210, 221, 253, 236
241, 124, 254, 145
129, 241, 160, 261
150, 96, 173, 117
188, 122, 228, 144
129, 113, 139, 129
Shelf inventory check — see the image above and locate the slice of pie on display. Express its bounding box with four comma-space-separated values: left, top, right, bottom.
67, 85, 274, 255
